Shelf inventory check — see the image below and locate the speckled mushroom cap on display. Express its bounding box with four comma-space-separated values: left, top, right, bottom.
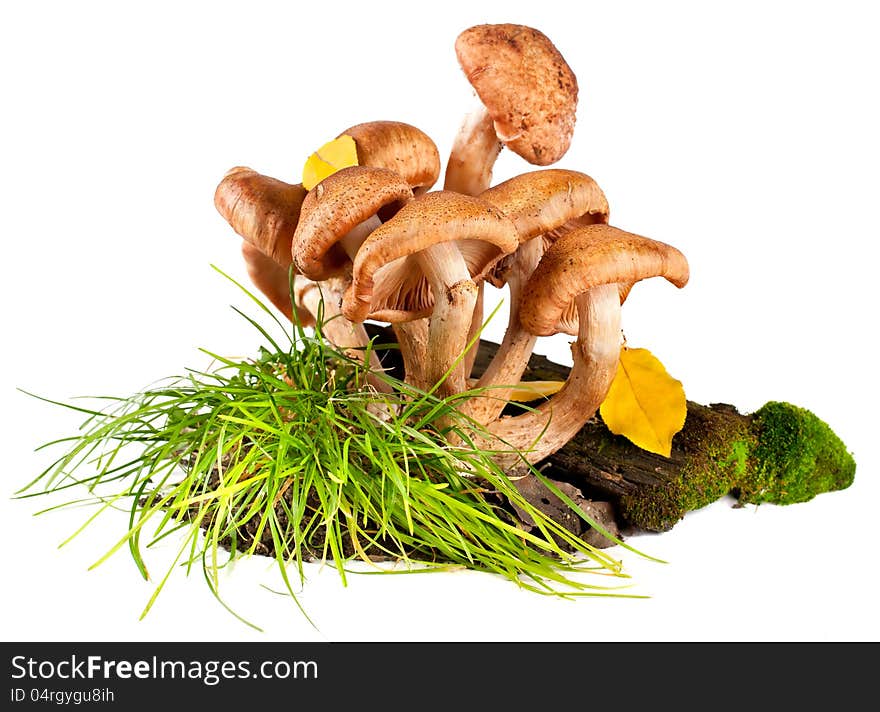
214, 167, 307, 268
342, 190, 519, 323
341, 121, 441, 195
520, 224, 689, 337
481, 169, 609, 242
292, 166, 413, 281
455, 24, 578, 165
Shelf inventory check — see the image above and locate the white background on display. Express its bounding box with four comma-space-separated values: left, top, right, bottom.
2, 1, 878, 642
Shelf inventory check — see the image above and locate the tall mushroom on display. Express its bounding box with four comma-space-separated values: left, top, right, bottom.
487, 224, 689, 467
444, 24, 578, 196
311, 122, 442, 376
342, 191, 518, 397
444, 24, 579, 375
463, 169, 610, 425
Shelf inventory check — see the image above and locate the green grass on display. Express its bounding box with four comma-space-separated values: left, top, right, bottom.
16, 268, 638, 630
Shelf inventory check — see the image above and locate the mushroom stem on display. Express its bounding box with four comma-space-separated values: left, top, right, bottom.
238, 244, 390, 392
393, 318, 430, 391
312, 214, 388, 389
488, 282, 622, 466
443, 103, 502, 196
338, 215, 382, 261
462, 238, 545, 425
463, 283, 484, 380
415, 241, 478, 397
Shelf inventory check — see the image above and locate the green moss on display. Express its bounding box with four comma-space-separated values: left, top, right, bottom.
619, 407, 756, 531
738, 401, 856, 505
616, 401, 856, 531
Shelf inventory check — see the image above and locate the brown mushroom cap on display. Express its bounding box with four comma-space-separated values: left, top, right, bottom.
455, 24, 578, 165
214, 167, 307, 268
342, 190, 519, 323
520, 224, 690, 337
481, 169, 609, 242
341, 121, 441, 195
292, 165, 413, 281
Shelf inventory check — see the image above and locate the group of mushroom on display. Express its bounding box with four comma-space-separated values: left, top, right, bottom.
214, 23, 689, 468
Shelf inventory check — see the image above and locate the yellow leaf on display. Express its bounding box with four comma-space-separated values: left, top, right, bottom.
302, 134, 359, 190
465, 379, 565, 402
599, 347, 686, 457
506, 380, 565, 402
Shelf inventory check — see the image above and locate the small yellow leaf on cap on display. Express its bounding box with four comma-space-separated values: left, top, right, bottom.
599, 347, 686, 457
302, 135, 359, 190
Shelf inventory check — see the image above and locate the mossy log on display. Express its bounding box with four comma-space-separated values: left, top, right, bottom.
369, 326, 856, 532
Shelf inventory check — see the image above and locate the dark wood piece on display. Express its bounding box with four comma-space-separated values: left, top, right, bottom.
368, 325, 855, 532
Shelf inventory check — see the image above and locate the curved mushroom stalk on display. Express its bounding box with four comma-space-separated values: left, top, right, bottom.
462, 237, 543, 424
488, 283, 621, 467
483, 223, 690, 467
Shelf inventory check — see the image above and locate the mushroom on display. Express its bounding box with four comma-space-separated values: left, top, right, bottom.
462, 169, 609, 425
443, 24, 578, 378
214, 166, 394, 389
341, 121, 441, 196
214, 166, 309, 323
291, 165, 413, 384
443, 24, 578, 196
342, 191, 518, 397
486, 224, 689, 466
304, 122, 441, 378
214, 167, 306, 269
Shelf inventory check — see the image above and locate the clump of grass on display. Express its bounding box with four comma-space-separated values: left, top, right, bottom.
17, 269, 636, 630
